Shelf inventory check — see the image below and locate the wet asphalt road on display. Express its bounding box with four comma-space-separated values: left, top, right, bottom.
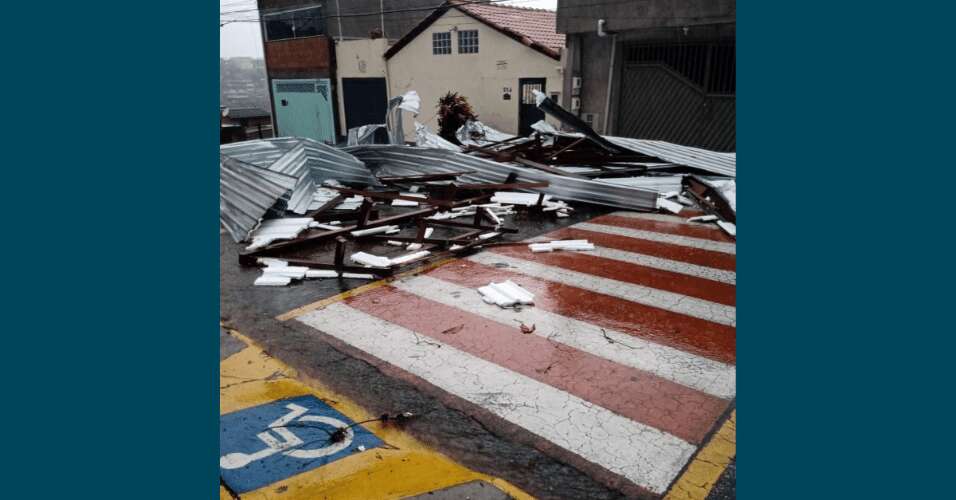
219, 204, 735, 499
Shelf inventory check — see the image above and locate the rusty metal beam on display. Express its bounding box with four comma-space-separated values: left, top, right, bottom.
683, 175, 735, 224
427, 218, 518, 233
377, 171, 475, 184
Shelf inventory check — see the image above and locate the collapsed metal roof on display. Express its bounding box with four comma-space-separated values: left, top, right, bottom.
604, 137, 736, 178
219, 154, 297, 243
344, 145, 659, 212
533, 92, 737, 178
220, 137, 378, 214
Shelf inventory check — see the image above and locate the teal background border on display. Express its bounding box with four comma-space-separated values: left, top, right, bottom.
744, 2, 955, 497
0, 2, 218, 497
0, 1, 953, 497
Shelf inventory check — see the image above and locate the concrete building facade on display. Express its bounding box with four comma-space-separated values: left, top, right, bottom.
384, 3, 564, 137
256, 1, 439, 142
557, 0, 736, 151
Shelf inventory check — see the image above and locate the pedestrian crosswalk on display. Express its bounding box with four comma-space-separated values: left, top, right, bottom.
294, 211, 736, 496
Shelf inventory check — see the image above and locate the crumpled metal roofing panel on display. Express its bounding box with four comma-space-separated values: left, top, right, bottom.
221, 137, 378, 214
603, 137, 736, 178
597, 175, 685, 193
344, 145, 659, 212
219, 155, 297, 243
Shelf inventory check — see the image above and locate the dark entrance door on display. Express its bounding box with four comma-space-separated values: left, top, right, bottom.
518, 78, 546, 136
342, 78, 388, 131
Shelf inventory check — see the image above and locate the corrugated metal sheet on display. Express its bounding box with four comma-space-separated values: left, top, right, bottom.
604, 136, 736, 178
344, 145, 659, 212
616, 64, 736, 152
221, 137, 377, 214
219, 154, 297, 243
597, 175, 685, 193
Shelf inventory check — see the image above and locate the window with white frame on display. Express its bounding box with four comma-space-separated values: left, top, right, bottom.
432, 32, 451, 55
458, 30, 479, 54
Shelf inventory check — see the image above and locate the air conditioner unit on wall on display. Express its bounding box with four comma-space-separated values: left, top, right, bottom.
572, 76, 582, 89
570, 97, 581, 111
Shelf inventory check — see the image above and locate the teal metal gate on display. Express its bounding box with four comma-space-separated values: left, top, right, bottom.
272, 79, 335, 143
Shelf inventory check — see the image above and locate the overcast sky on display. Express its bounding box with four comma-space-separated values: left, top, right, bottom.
220, 0, 559, 58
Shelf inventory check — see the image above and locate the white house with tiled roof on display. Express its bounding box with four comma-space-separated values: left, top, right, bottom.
382, 1, 565, 137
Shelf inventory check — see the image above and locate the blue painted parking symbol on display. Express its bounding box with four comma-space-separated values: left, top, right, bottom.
220, 395, 384, 493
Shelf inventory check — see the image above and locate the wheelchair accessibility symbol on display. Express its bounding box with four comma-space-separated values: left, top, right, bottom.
220, 402, 353, 469
220, 395, 383, 493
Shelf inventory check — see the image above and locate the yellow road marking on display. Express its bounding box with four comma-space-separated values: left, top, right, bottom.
220, 329, 533, 500
664, 410, 736, 499
275, 257, 457, 321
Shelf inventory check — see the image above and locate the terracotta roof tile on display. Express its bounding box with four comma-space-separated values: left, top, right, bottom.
457, 2, 564, 54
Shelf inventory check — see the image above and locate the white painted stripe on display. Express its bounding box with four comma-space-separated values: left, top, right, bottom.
298, 303, 696, 493
574, 222, 737, 255
469, 252, 736, 327
609, 211, 706, 225
523, 238, 735, 285
393, 275, 737, 398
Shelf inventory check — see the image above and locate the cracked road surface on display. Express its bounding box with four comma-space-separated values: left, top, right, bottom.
222, 209, 736, 498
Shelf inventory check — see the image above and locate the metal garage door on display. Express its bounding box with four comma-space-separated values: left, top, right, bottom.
616, 42, 735, 152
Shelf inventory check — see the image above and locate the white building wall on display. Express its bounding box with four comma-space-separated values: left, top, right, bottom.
386, 8, 562, 139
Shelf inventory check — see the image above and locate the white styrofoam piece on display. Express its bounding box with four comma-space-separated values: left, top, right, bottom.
529, 243, 554, 253
478, 232, 500, 240
350, 252, 392, 268
406, 243, 423, 251
351, 225, 399, 237
687, 214, 719, 222
658, 198, 684, 214
391, 199, 419, 207
477, 285, 516, 307
254, 275, 291, 286
341, 273, 376, 280
310, 222, 341, 231
262, 266, 308, 279
384, 227, 401, 235
549, 240, 590, 249
490, 192, 552, 206
483, 207, 502, 226
717, 221, 736, 237
389, 250, 430, 266
424, 227, 434, 239
494, 280, 534, 304
386, 240, 405, 246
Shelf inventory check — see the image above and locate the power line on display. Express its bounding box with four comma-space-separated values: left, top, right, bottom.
220, 0, 545, 26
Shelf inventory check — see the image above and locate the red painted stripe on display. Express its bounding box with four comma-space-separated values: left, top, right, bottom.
540, 227, 736, 271
346, 285, 730, 444
490, 246, 736, 306
589, 214, 736, 243
428, 260, 736, 364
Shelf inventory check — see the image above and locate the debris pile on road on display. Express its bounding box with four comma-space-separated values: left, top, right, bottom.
221, 137, 591, 287
410, 90, 736, 230
221, 87, 736, 289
